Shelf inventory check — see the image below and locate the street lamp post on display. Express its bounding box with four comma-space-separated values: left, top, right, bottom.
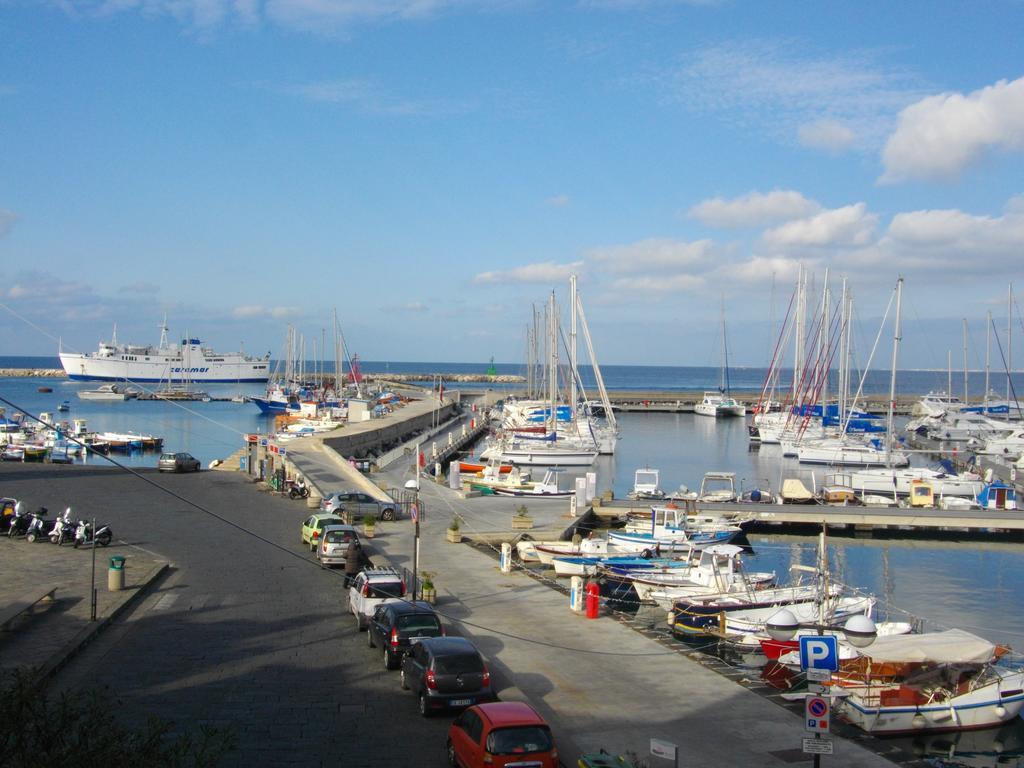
405, 454, 421, 600
766, 610, 877, 768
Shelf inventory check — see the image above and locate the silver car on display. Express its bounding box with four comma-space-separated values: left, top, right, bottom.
316, 524, 359, 568
158, 452, 201, 473
320, 490, 398, 521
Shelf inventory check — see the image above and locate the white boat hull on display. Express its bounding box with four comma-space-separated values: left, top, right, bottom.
60, 348, 269, 383
838, 668, 1024, 735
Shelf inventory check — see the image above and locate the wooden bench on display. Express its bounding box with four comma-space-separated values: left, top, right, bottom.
0, 586, 58, 631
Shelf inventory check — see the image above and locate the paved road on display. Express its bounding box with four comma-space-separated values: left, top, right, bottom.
0, 463, 457, 767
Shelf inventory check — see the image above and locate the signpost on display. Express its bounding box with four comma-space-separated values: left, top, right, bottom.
650, 738, 678, 767
799, 635, 837, 766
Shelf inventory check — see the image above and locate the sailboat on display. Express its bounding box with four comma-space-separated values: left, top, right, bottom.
695, 300, 745, 418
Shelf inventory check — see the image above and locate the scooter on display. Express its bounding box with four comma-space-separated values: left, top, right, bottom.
7, 502, 30, 538
24, 507, 54, 543
50, 508, 76, 546
73, 519, 113, 548
288, 479, 310, 500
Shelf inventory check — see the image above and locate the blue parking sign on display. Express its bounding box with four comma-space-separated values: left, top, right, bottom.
799, 635, 839, 672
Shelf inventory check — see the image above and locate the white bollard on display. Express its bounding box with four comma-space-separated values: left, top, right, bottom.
450, 462, 461, 490
448, 432, 454, 447
500, 542, 512, 573
435, 462, 442, 482
569, 495, 578, 517
461, 424, 468, 438
432, 442, 439, 459
569, 576, 584, 613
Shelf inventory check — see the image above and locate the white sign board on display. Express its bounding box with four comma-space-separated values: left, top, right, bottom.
805, 695, 831, 734
650, 739, 677, 760
806, 667, 832, 682
802, 738, 834, 755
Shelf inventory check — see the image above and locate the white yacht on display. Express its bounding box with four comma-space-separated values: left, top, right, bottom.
694, 391, 745, 418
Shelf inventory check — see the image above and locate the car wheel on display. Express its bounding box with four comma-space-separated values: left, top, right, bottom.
367, 629, 375, 648
381, 507, 395, 522
418, 692, 430, 718
355, 613, 364, 631
446, 740, 457, 767
400, 668, 409, 690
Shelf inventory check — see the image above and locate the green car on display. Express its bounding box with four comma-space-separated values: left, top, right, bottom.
301, 513, 344, 552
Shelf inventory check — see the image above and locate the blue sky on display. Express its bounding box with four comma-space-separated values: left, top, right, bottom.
2, 0, 1023, 368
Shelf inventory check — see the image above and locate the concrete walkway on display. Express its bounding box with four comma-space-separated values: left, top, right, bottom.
286, 441, 900, 767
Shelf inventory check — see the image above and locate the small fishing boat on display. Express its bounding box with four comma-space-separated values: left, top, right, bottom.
492, 469, 574, 498
38, 386, 53, 393
77, 383, 138, 401
628, 467, 665, 500
696, 472, 738, 503
57, 400, 70, 412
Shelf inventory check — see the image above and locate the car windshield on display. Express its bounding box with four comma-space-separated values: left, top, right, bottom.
486, 726, 553, 755
366, 582, 404, 599
324, 530, 354, 544
397, 615, 441, 634
433, 653, 483, 675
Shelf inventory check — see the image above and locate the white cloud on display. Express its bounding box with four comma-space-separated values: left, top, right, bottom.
545, 194, 571, 207
0, 209, 19, 237
610, 273, 705, 293
798, 119, 856, 152
282, 79, 470, 116
232, 305, 299, 318
763, 203, 878, 248
391, 301, 429, 312
882, 200, 1024, 263
118, 281, 160, 295
473, 260, 584, 284
669, 41, 923, 149
728, 256, 806, 284
881, 76, 1024, 183
588, 237, 718, 273
688, 190, 820, 228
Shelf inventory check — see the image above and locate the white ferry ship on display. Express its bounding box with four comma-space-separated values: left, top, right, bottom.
59, 323, 270, 383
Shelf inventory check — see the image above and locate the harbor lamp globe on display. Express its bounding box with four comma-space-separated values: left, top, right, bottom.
842, 614, 878, 649
766, 608, 799, 641
404, 479, 418, 491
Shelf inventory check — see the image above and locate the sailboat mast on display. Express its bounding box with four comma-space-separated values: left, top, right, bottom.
1008, 284, 1014, 413
820, 269, 830, 407
570, 274, 578, 414
576, 289, 617, 430
886, 278, 904, 463
793, 266, 805, 401
838, 278, 848, 421
719, 296, 727, 392
962, 318, 969, 405
548, 291, 557, 433
985, 309, 992, 405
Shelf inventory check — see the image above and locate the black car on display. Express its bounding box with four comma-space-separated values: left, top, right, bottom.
366, 600, 444, 670
399, 637, 493, 717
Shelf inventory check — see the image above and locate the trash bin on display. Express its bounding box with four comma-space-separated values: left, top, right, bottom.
108, 555, 126, 592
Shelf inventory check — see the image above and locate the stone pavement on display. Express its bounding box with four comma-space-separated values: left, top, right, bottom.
0, 520, 165, 679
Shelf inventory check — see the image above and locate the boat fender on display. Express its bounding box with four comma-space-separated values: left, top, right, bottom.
641, 548, 653, 560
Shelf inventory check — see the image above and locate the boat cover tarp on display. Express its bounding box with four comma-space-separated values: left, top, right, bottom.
858, 629, 995, 665
781, 479, 813, 501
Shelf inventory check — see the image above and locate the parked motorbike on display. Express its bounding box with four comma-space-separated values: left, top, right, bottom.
73, 519, 113, 548
49, 507, 76, 546
7, 502, 30, 538
24, 507, 54, 543
288, 479, 310, 500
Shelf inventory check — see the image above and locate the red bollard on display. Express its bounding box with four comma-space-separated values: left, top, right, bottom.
470, 418, 476, 429
585, 582, 600, 619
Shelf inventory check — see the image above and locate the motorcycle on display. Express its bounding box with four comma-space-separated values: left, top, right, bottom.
24, 507, 54, 543
49, 508, 76, 546
73, 519, 113, 548
7, 502, 30, 538
288, 479, 310, 500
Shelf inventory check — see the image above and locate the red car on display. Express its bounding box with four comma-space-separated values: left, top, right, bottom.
446, 701, 558, 768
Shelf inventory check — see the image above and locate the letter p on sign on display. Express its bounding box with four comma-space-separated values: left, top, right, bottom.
799, 635, 839, 672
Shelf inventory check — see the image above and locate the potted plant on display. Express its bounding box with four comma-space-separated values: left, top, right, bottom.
446, 516, 462, 543
361, 514, 376, 538
420, 571, 437, 604
511, 504, 533, 530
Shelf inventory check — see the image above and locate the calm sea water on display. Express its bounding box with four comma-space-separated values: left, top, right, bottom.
5, 355, 1024, 396
2, 365, 1023, 763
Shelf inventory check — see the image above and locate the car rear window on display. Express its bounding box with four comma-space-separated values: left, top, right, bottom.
433, 653, 483, 675
325, 530, 354, 544
366, 581, 405, 599
397, 615, 441, 634
317, 518, 343, 529
486, 726, 553, 755
160, 453, 174, 461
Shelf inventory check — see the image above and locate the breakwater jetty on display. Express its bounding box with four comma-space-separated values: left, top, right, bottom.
0, 368, 524, 384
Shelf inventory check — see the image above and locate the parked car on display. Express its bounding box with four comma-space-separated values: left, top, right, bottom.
367, 600, 444, 670
321, 490, 399, 521
349, 567, 407, 630
447, 702, 558, 768
316, 524, 359, 568
158, 452, 201, 473
301, 514, 344, 552
399, 637, 493, 717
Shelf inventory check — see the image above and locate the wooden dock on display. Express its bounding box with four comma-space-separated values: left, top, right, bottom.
589, 498, 1024, 538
